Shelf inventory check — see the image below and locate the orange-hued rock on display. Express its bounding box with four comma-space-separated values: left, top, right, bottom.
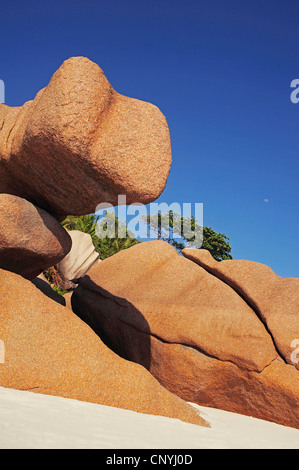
31, 274, 66, 306
0, 57, 172, 218
0, 268, 207, 427
72, 241, 299, 429
73, 241, 276, 371
182, 249, 299, 370
146, 336, 299, 429
0, 194, 72, 279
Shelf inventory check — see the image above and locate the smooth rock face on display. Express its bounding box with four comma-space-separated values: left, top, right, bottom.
0, 57, 172, 218
73, 241, 276, 371
182, 249, 299, 371
0, 268, 207, 427
31, 274, 66, 306
0, 194, 72, 279
71, 241, 299, 429
56, 230, 100, 283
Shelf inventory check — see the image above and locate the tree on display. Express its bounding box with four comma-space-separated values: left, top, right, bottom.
62, 214, 99, 247
61, 212, 139, 260
143, 212, 232, 261
200, 226, 233, 260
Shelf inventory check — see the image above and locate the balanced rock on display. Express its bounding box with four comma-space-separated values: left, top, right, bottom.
0, 57, 172, 218
72, 241, 299, 429
182, 249, 299, 370
0, 268, 207, 427
0, 194, 72, 279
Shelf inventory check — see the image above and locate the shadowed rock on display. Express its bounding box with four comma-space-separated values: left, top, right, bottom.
0, 268, 207, 427
31, 274, 66, 306
0, 194, 72, 279
71, 241, 299, 429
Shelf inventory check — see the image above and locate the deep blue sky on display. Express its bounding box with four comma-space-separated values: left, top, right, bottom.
1, 0, 298, 276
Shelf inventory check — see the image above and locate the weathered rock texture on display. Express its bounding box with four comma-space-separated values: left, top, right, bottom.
0, 57, 172, 218
56, 230, 100, 284
72, 241, 299, 429
0, 194, 72, 279
182, 249, 299, 371
0, 268, 207, 427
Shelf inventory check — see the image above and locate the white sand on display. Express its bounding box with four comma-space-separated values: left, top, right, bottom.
0, 386, 298, 449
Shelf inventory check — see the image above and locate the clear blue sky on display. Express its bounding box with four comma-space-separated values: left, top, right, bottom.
1, 0, 298, 277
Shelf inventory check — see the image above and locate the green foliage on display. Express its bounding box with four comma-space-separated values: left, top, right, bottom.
61, 214, 99, 247
60, 211, 232, 262
43, 267, 68, 296
143, 212, 232, 261
201, 226, 233, 261
51, 284, 69, 296
61, 212, 140, 260
43, 212, 139, 296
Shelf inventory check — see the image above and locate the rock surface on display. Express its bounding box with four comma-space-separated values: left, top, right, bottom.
31, 274, 66, 306
0, 268, 207, 427
56, 230, 100, 284
182, 249, 299, 370
0, 57, 172, 218
63, 291, 73, 310
0, 194, 72, 279
71, 241, 299, 429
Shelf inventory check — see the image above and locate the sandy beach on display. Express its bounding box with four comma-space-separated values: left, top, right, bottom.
0, 386, 298, 449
